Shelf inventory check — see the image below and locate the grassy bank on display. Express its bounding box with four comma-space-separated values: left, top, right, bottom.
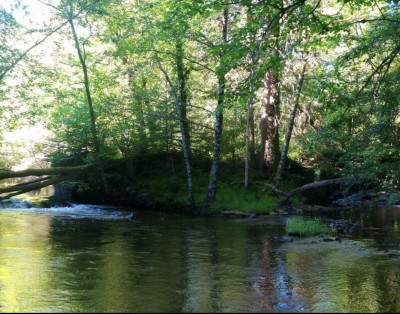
122, 168, 303, 214
53, 155, 316, 214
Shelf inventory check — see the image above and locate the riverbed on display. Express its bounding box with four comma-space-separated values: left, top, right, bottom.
0, 205, 399, 313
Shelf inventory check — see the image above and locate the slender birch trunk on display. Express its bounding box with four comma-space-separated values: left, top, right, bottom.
153, 51, 195, 209
176, 39, 191, 155
68, 13, 109, 195
275, 63, 307, 187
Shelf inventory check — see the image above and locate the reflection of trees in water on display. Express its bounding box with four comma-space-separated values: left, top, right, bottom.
45, 213, 261, 312
281, 240, 400, 313
257, 234, 275, 313
0, 214, 52, 312
3, 211, 399, 313
180, 217, 252, 313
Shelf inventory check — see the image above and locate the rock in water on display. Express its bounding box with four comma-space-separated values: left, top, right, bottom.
288, 232, 303, 237
273, 237, 294, 243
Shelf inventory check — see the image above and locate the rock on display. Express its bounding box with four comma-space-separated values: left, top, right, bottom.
273, 237, 294, 243
288, 232, 303, 237
377, 199, 387, 207
323, 238, 336, 243
374, 249, 389, 255
222, 211, 255, 218
364, 227, 383, 232
277, 209, 289, 215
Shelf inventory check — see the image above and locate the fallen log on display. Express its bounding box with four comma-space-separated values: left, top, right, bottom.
0, 166, 91, 180
232, 178, 343, 204
0, 166, 93, 200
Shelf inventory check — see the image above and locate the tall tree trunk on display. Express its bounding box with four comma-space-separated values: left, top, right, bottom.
176, 39, 191, 155
244, 6, 256, 189
259, 20, 281, 178
275, 63, 307, 187
68, 14, 109, 195
245, 99, 254, 189
154, 51, 195, 209
206, 7, 229, 202
136, 79, 148, 155
259, 66, 281, 177
122, 55, 148, 155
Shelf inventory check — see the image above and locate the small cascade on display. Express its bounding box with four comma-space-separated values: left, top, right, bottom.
0, 202, 134, 220
0, 198, 31, 209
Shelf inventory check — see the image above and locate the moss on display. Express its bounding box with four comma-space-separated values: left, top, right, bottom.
286, 217, 333, 236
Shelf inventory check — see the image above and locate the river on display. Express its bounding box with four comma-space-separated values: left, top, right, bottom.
0, 204, 399, 313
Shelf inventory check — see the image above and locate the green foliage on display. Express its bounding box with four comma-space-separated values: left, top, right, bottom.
286, 217, 333, 236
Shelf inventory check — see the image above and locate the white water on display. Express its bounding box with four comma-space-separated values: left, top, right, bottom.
0, 201, 134, 220
0, 198, 31, 209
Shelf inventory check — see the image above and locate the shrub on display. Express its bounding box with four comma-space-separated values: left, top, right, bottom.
286, 217, 333, 236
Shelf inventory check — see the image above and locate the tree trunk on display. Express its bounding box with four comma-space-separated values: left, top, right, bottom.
176, 39, 191, 155
275, 63, 307, 187
259, 18, 281, 178
122, 55, 148, 155
245, 100, 254, 190
206, 7, 228, 202
68, 14, 109, 195
259, 68, 281, 177
153, 51, 195, 209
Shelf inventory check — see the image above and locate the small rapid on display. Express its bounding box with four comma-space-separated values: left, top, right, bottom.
0, 200, 134, 220
0, 198, 31, 209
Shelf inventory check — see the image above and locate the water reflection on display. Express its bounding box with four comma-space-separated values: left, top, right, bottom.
0, 207, 399, 313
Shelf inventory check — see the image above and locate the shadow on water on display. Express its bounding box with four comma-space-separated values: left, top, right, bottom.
0, 205, 399, 312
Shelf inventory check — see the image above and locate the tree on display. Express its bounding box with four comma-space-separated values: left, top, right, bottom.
206, 5, 229, 202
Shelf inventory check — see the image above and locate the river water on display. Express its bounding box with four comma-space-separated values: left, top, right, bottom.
0, 204, 399, 313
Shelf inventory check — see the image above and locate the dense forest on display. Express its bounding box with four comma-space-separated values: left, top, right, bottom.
1, 0, 400, 212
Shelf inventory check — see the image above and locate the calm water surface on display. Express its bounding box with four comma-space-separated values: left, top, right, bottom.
0, 204, 399, 313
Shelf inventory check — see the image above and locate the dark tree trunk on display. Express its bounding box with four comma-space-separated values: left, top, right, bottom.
206, 7, 228, 202
259, 68, 281, 177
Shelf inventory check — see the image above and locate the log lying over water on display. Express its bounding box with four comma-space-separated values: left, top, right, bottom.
233, 178, 342, 202
0, 166, 91, 180
0, 166, 93, 200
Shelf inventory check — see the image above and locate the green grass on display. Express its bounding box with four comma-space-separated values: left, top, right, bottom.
286, 217, 333, 236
